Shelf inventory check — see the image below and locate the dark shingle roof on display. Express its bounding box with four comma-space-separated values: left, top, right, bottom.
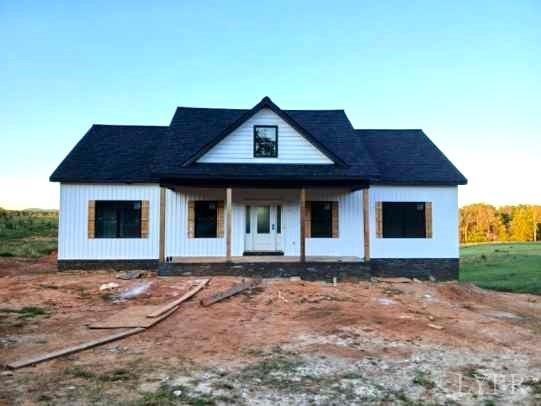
50, 98, 466, 185
50, 125, 167, 182
358, 129, 467, 185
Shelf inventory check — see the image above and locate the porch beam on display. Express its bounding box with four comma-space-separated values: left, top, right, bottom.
226, 187, 232, 261
362, 188, 370, 262
299, 188, 306, 263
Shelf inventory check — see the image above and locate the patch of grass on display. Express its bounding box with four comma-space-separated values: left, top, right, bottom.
0, 306, 48, 319
64, 366, 135, 382
460, 243, 541, 295
134, 384, 218, 406
412, 370, 436, 390
64, 366, 97, 380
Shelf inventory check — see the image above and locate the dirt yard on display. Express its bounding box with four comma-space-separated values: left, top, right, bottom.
1, 256, 540, 405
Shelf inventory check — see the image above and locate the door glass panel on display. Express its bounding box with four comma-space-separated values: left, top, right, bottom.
256, 206, 270, 234
276, 205, 282, 234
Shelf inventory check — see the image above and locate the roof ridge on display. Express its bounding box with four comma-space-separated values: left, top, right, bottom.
355, 128, 423, 132
92, 124, 169, 128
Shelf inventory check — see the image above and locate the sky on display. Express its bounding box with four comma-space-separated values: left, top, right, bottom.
0, 0, 539, 209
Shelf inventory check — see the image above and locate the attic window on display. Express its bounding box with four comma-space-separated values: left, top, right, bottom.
254, 125, 278, 158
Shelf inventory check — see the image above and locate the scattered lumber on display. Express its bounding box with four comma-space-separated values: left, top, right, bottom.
89, 305, 177, 329
200, 278, 261, 307
372, 277, 412, 284
146, 278, 210, 318
7, 328, 145, 370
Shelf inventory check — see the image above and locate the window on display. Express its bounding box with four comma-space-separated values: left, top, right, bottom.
256, 206, 270, 233
95, 201, 141, 238
195, 201, 217, 238
311, 201, 333, 238
254, 125, 278, 157
382, 202, 426, 238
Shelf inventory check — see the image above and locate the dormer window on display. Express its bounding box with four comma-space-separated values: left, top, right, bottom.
254, 125, 278, 158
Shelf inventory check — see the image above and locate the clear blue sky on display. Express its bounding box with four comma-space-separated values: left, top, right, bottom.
1, 0, 539, 209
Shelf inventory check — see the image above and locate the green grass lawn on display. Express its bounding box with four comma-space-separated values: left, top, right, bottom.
0, 209, 57, 258
460, 242, 541, 295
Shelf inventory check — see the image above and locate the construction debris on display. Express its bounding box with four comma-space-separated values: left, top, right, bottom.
200, 278, 261, 307
99, 282, 119, 291
89, 306, 177, 329
7, 328, 145, 369
7, 280, 207, 369
116, 270, 150, 280
428, 323, 444, 330
146, 279, 210, 318
117, 281, 153, 300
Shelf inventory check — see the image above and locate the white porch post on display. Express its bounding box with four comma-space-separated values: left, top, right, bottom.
299, 187, 306, 263
226, 187, 232, 261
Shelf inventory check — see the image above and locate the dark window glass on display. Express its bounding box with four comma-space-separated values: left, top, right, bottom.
254, 126, 278, 157
95, 201, 141, 238
276, 205, 282, 234
256, 206, 270, 233
382, 202, 426, 238
245, 206, 251, 234
311, 202, 332, 238
195, 201, 217, 238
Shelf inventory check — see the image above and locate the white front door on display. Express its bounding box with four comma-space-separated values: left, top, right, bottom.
245, 205, 282, 252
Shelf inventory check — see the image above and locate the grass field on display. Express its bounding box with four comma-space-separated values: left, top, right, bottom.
0, 209, 57, 258
460, 242, 541, 295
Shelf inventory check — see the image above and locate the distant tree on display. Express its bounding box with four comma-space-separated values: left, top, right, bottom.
509, 205, 534, 241
460, 203, 505, 243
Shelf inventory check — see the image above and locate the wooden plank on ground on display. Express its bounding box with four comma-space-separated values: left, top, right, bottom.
7, 328, 145, 370
89, 305, 177, 328
200, 278, 261, 307
146, 279, 210, 318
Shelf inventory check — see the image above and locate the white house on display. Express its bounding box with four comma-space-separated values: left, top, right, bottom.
50, 97, 466, 280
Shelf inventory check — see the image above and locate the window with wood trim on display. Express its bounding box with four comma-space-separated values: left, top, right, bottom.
194, 201, 218, 238
309, 201, 338, 238
381, 202, 429, 238
254, 125, 278, 157
94, 201, 142, 238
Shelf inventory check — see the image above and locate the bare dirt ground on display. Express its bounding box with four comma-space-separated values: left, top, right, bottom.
1, 256, 540, 405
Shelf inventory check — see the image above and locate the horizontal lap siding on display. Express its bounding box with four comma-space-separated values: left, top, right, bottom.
197, 109, 333, 164
58, 184, 160, 260
369, 186, 458, 258
305, 190, 363, 257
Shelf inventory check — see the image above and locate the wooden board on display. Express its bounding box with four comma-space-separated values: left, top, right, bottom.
7, 328, 145, 369
146, 279, 210, 318
200, 278, 261, 307
89, 305, 175, 328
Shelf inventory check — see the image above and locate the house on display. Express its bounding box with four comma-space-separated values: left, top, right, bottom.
50, 97, 467, 280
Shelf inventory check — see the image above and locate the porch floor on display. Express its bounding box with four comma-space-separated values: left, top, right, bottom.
170, 256, 363, 264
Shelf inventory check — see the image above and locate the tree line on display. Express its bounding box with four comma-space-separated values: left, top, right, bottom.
460, 204, 541, 243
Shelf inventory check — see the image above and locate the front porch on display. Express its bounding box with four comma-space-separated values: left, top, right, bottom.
160, 185, 371, 263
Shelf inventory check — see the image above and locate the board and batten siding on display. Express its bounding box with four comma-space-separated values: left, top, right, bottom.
369, 185, 459, 259
305, 190, 364, 257
165, 188, 227, 257
58, 184, 161, 260
164, 188, 363, 258
197, 108, 333, 164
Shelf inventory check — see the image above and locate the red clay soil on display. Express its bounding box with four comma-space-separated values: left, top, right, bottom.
1, 256, 540, 373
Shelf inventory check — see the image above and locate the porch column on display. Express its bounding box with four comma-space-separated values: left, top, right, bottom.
362, 187, 370, 262
159, 186, 166, 263
226, 187, 232, 261
299, 188, 306, 262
